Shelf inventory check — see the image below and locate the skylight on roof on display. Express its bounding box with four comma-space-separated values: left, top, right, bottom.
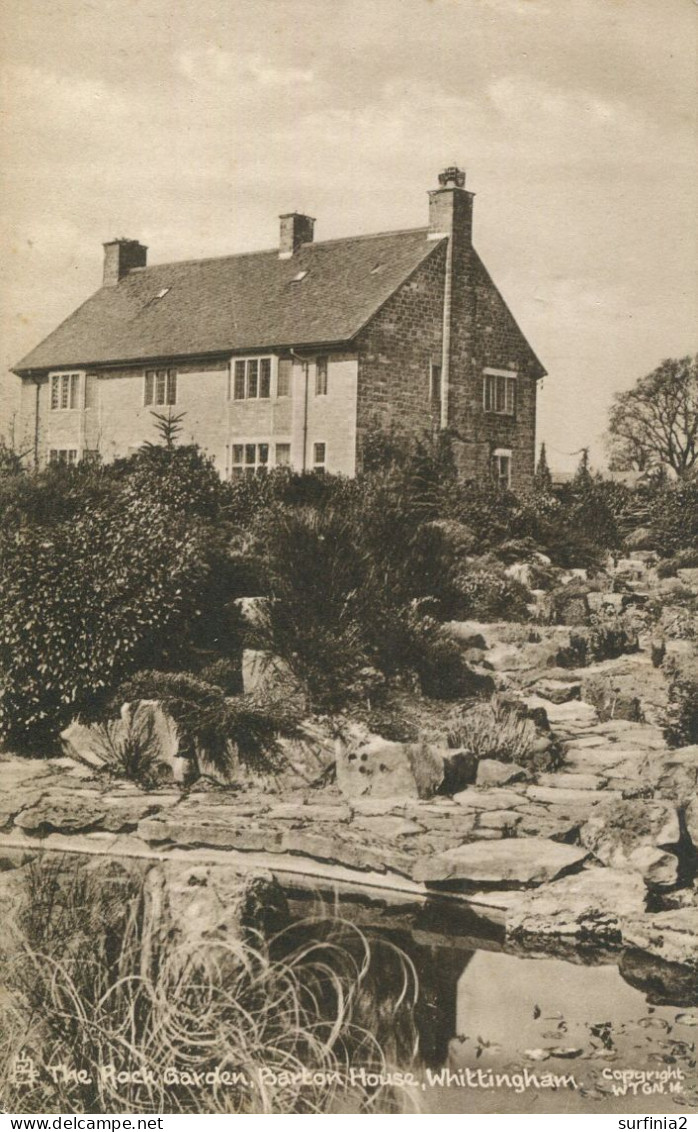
290, 271, 308, 283
155, 287, 170, 299
370, 262, 386, 274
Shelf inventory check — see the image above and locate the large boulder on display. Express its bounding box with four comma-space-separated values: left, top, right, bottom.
476, 759, 527, 787
619, 947, 698, 1007
580, 798, 681, 889
506, 867, 647, 949
413, 837, 588, 888
622, 908, 698, 972
335, 728, 443, 800
643, 745, 698, 808
141, 862, 288, 961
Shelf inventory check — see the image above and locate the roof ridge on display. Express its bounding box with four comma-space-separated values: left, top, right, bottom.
133, 226, 430, 273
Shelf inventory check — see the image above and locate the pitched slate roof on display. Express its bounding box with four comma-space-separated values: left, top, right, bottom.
14, 228, 443, 374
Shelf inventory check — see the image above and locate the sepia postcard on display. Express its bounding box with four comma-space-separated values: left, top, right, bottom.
0, 0, 696, 1119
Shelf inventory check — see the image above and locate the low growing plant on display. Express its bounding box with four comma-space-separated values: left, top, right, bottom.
445, 695, 537, 765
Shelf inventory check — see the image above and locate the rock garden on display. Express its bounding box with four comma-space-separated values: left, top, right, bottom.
1, 435, 696, 1012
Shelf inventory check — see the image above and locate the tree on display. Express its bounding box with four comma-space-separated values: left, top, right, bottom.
607, 355, 698, 477
533, 443, 553, 493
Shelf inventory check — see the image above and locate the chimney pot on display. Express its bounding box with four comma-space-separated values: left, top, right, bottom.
103, 238, 148, 285
279, 212, 315, 258
428, 168, 474, 246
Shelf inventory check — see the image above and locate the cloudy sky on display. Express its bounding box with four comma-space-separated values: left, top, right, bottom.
1, 0, 695, 469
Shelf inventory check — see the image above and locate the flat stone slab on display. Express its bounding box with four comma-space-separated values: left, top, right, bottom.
536, 772, 607, 791
413, 837, 589, 888
507, 867, 647, 946
453, 787, 528, 811
14, 792, 108, 834
526, 785, 609, 807
523, 697, 599, 730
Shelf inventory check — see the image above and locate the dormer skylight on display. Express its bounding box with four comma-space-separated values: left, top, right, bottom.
155, 287, 170, 299
290, 270, 308, 283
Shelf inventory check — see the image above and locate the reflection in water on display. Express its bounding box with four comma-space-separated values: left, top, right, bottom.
2, 856, 696, 1115
286, 888, 698, 1114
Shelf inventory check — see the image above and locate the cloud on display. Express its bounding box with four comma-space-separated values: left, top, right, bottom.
176, 47, 314, 88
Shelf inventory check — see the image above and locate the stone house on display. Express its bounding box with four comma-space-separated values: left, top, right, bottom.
14, 168, 545, 490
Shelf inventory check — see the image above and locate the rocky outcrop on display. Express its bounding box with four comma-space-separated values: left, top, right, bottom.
580, 798, 680, 889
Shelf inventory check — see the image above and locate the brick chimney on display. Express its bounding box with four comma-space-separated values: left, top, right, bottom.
428, 167, 474, 251
103, 238, 148, 286
279, 213, 315, 259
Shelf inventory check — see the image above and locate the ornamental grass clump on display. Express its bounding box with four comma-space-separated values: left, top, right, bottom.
446, 695, 537, 766
1, 857, 421, 1115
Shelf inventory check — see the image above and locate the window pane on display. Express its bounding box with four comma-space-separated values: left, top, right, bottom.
166, 370, 177, 405
50, 449, 58, 463
431, 364, 441, 403
314, 442, 326, 464
156, 371, 166, 405
234, 361, 246, 399
232, 444, 244, 464
67, 450, 77, 466
315, 357, 328, 396
51, 376, 59, 410
60, 375, 69, 409
259, 359, 271, 398
144, 372, 155, 405
258, 443, 269, 465
245, 443, 256, 465
484, 374, 494, 412
495, 375, 506, 412
84, 375, 97, 410
275, 442, 291, 466
277, 359, 291, 397
506, 378, 516, 414
247, 360, 258, 398
69, 374, 80, 409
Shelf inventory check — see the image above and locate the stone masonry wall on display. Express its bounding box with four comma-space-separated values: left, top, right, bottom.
447, 251, 541, 491
354, 241, 446, 463
355, 236, 541, 490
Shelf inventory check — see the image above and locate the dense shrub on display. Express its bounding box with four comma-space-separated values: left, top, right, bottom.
114, 443, 225, 520
648, 480, 698, 556
662, 656, 698, 748
0, 496, 208, 750
586, 611, 640, 662
450, 558, 532, 622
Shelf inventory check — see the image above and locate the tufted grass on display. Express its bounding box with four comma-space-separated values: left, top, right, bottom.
0, 857, 421, 1115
